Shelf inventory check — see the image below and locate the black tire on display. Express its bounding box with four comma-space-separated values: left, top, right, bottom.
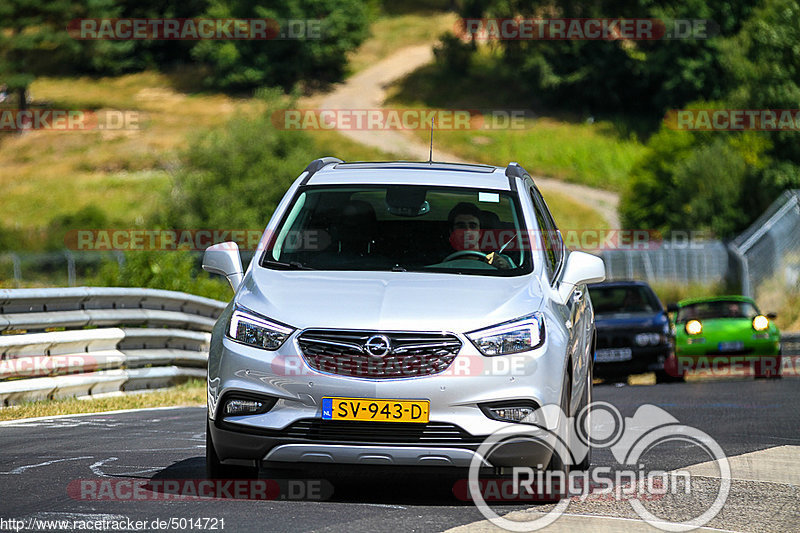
545, 369, 572, 498
206, 420, 258, 479
574, 365, 592, 471
655, 369, 685, 383
657, 353, 686, 383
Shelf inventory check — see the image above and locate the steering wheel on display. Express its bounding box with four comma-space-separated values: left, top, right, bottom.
443, 250, 518, 269
443, 250, 489, 262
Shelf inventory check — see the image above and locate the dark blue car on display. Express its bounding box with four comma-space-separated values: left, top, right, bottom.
588, 280, 681, 382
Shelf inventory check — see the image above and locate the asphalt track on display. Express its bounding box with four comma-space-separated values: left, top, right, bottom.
0, 379, 798, 532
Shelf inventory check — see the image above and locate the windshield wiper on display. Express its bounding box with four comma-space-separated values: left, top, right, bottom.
262, 259, 313, 270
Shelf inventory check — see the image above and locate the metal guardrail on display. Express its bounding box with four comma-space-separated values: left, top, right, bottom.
0, 287, 226, 405
781, 333, 800, 356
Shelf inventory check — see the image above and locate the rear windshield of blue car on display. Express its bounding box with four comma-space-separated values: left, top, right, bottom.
589, 285, 662, 315
260, 185, 533, 276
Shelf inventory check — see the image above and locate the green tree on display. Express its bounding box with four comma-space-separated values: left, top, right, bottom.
448, 0, 756, 116
0, 0, 130, 109
191, 0, 370, 91
722, 0, 800, 204
621, 0, 800, 237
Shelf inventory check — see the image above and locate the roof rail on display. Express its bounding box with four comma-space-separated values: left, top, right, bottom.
505, 162, 531, 190
300, 157, 344, 185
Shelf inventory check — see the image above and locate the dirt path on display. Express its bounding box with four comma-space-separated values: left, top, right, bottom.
321, 45, 621, 227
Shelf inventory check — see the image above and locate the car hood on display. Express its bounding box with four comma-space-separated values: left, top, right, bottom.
595, 312, 667, 330
236, 268, 543, 332
677, 317, 778, 338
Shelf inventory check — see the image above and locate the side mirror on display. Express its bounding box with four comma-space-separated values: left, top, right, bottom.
558, 251, 605, 303
203, 241, 244, 291
667, 303, 679, 313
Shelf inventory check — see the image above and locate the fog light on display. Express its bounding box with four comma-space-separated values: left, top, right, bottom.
480, 401, 540, 424
490, 407, 535, 423
225, 398, 267, 416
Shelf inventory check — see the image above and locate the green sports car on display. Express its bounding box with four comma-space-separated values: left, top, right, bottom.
669, 296, 782, 378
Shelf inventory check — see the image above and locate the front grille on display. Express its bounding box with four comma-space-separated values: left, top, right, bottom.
597, 333, 633, 349
283, 419, 483, 444
297, 329, 461, 378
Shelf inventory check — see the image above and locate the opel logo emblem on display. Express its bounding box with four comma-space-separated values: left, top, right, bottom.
364, 334, 391, 357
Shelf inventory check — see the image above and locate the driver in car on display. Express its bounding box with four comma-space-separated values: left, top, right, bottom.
446, 202, 512, 269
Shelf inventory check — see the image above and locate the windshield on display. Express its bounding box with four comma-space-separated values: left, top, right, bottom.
676, 300, 759, 322
589, 285, 662, 315
261, 185, 532, 276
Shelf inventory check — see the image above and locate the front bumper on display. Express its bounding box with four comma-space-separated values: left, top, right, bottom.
676, 337, 781, 357
208, 418, 555, 468
207, 332, 572, 469
594, 345, 671, 377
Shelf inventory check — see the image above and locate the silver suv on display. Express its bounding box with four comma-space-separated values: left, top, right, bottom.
203, 158, 605, 478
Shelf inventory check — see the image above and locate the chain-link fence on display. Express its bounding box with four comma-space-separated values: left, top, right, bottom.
729, 190, 800, 298
599, 241, 731, 285
0, 251, 126, 287
0, 250, 258, 287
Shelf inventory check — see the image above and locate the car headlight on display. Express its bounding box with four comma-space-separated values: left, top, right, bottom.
466, 313, 545, 356
685, 319, 702, 336
752, 315, 769, 332
227, 306, 294, 350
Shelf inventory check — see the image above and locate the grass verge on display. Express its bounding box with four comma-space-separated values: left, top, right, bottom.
347, 3, 456, 74
1, 72, 400, 250
541, 188, 610, 230
0, 379, 205, 421
386, 51, 648, 191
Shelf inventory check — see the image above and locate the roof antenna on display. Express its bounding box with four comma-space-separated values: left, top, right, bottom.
428, 117, 434, 164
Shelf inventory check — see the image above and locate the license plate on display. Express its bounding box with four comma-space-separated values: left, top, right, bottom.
321, 398, 430, 423
595, 348, 633, 363
718, 341, 744, 352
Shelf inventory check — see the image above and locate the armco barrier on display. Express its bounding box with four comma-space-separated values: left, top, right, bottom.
782, 333, 800, 356
0, 287, 226, 405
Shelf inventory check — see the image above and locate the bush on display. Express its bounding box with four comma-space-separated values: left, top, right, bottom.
433, 33, 474, 75
163, 89, 316, 230
44, 205, 110, 251
620, 126, 770, 239
89, 250, 231, 301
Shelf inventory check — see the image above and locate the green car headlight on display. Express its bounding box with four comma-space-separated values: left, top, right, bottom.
227, 306, 294, 350
685, 319, 702, 336
467, 313, 545, 356
752, 315, 769, 332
